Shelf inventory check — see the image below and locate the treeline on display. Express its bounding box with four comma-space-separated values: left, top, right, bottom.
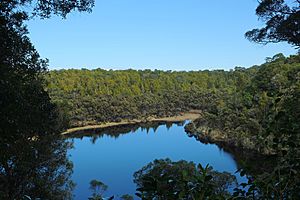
185, 54, 300, 199
38, 53, 300, 199
186, 53, 300, 153
46, 53, 299, 155
46, 67, 256, 127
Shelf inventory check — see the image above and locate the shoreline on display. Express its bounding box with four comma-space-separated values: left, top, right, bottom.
62, 110, 201, 135
184, 122, 274, 155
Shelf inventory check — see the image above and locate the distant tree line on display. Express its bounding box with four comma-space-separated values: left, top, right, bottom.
1, 0, 299, 198
46, 68, 256, 127
48, 53, 300, 199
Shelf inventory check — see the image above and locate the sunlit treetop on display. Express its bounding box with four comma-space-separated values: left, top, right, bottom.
0, 0, 94, 19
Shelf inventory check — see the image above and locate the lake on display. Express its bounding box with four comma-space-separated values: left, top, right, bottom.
68, 121, 246, 199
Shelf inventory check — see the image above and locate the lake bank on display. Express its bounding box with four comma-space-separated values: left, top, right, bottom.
62, 110, 201, 135
67, 120, 245, 199
184, 122, 275, 155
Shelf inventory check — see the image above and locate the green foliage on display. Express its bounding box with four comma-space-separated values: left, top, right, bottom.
0, 0, 93, 199
186, 54, 300, 199
133, 159, 237, 200
0, 0, 94, 19
46, 68, 252, 127
245, 0, 300, 48
1, 0, 299, 198
189, 54, 300, 154
88, 179, 109, 200
0, 0, 94, 141
233, 56, 300, 199
120, 194, 134, 200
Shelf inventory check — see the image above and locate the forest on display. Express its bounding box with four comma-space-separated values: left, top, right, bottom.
46, 53, 300, 199
46, 66, 255, 127
46, 53, 299, 153
1, 0, 299, 199
185, 54, 300, 153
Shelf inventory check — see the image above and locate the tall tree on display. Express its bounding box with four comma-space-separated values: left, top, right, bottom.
0, 0, 95, 139
0, 1, 93, 197
246, 0, 300, 49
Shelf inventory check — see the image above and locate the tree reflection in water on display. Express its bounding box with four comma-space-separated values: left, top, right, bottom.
0, 134, 74, 199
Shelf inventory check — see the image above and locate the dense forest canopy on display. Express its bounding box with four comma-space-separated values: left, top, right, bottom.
185, 53, 300, 199
1, 0, 300, 199
46, 53, 299, 154
46, 53, 300, 199
186, 53, 300, 152
45, 66, 257, 127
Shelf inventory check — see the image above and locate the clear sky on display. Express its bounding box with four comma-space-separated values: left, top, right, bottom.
27, 0, 297, 71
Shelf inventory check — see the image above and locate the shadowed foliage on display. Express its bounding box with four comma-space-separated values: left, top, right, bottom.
246, 0, 300, 49
0, 134, 74, 199
0, 0, 93, 199
133, 159, 237, 200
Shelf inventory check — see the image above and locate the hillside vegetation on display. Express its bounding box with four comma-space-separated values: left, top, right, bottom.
184, 54, 300, 199
46, 53, 300, 199
46, 67, 256, 127
47, 53, 299, 154
186, 54, 300, 154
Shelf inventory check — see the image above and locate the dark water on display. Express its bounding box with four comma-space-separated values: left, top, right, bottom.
68, 121, 246, 199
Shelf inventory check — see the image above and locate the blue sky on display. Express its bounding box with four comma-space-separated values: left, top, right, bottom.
27, 0, 296, 71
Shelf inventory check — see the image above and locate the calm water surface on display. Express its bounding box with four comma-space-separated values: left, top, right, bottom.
68, 122, 245, 199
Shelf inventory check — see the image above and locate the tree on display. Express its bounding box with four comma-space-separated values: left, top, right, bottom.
0, 0, 95, 140
246, 0, 300, 49
133, 159, 237, 199
120, 194, 134, 200
0, 0, 94, 19
0, 0, 94, 198
88, 180, 108, 200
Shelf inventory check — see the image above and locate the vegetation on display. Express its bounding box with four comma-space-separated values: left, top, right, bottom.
186, 53, 300, 153
0, 0, 93, 199
133, 159, 237, 200
87, 181, 134, 200
47, 53, 300, 199
85, 159, 237, 200
185, 54, 300, 199
1, 0, 299, 199
120, 194, 134, 200
0, 0, 95, 137
65, 121, 185, 144
0, 0, 61, 142
88, 180, 112, 200
246, 0, 300, 48
46, 68, 255, 127
0, 134, 74, 199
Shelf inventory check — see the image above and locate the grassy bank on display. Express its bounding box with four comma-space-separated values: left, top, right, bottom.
62, 110, 201, 135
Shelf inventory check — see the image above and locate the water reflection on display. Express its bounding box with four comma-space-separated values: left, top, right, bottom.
0, 134, 74, 199
68, 121, 242, 199
187, 131, 276, 176
66, 121, 185, 143
0, 121, 272, 199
